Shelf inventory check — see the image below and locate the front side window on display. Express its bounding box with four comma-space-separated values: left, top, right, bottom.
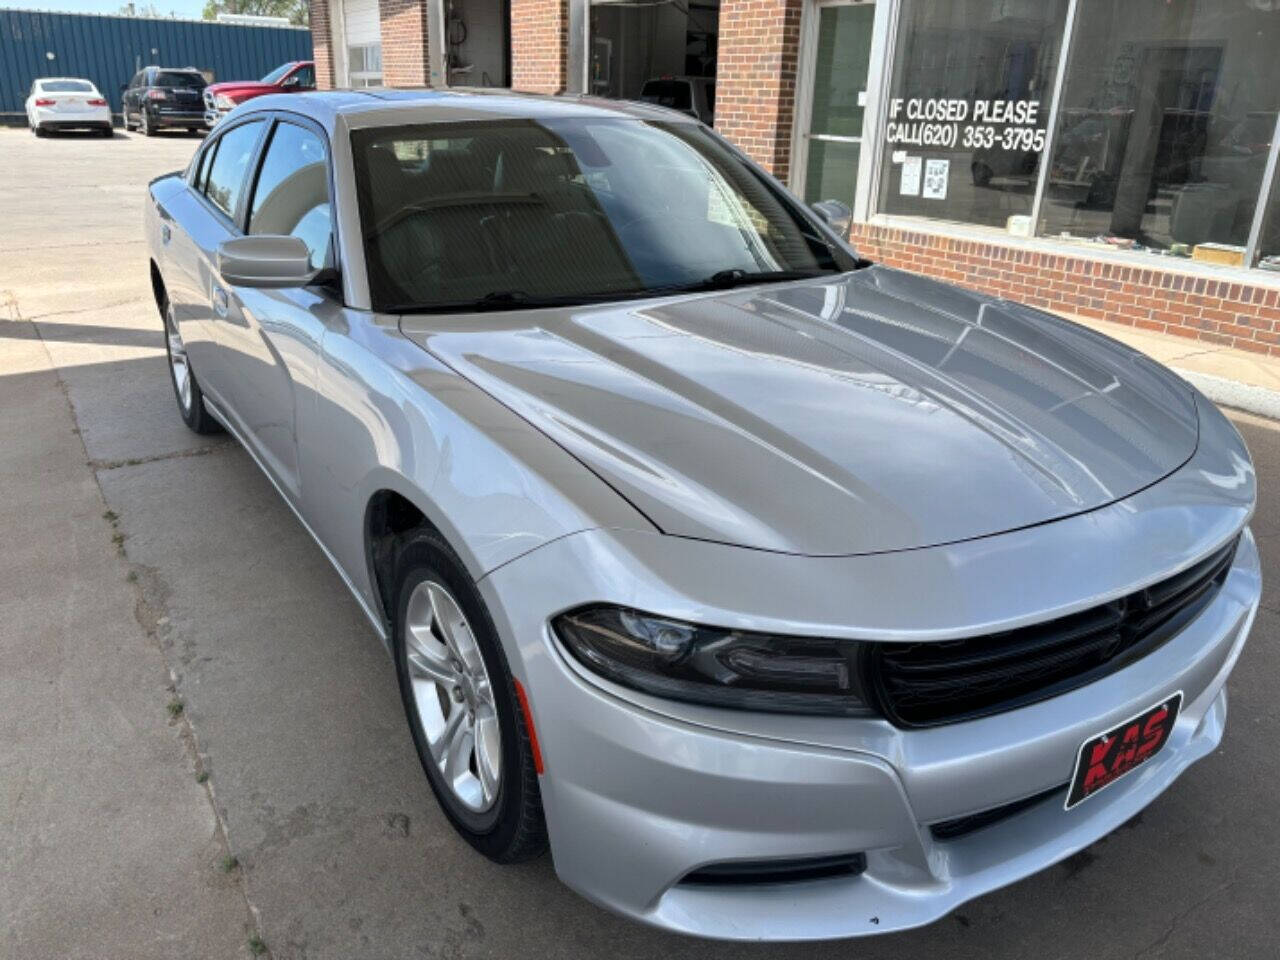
352, 118, 859, 313
290, 65, 315, 88
876, 0, 1070, 228
204, 121, 264, 221
1039, 0, 1280, 260
249, 122, 332, 271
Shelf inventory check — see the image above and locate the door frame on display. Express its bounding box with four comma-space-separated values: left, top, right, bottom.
789, 0, 897, 222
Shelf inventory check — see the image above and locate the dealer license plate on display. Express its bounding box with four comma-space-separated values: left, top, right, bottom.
1065, 692, 1182, 810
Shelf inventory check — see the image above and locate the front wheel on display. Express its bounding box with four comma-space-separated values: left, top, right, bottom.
392, 531, 547, 863
163, 300, 220, 434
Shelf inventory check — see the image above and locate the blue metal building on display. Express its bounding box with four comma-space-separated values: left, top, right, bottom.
0, 8, 312, 121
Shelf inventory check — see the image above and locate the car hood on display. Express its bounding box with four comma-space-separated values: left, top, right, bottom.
399, 267, 1199, 556
205, 81, 274, 97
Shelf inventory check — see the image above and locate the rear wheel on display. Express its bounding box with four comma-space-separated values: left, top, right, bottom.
163, 300, 220, 434
100, 126, 114, 138
392, 531, 547, 863
33, 123, 46, 138
140, 109, 155, 137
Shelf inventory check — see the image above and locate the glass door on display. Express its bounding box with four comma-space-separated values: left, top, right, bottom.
797, 0, 876, 207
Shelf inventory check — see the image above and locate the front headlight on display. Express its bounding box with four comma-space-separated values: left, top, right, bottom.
215, 94, 235, 110
553, 606, 873, 716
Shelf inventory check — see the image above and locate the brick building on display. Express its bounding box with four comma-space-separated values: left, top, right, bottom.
309, 0, 1280, 350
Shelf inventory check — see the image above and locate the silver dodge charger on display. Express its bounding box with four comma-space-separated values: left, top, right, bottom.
145, 89, 1260, 940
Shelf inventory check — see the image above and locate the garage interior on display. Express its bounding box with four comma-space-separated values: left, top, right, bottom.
445, 0, 511, 87
588, 0, 718, 113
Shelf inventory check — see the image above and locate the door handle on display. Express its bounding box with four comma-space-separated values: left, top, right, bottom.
161, 223, 172, 245
212, 285, 229, 318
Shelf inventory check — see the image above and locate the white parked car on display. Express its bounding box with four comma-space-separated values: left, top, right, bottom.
26, 78, 113, 137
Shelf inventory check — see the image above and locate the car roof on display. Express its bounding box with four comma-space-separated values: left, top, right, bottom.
35, 77, 97, 84
233, 88, 697, 133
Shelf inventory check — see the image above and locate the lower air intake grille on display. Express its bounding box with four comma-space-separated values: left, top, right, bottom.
867, 536, 1239, 728
680, 852, 867, 886
930, 785, 1066, 841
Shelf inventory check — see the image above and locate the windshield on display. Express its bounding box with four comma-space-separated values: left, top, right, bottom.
260, 63, 292, 84
156, 71, 206, 89
352, 118, 858, 313
39, 80, 95, 93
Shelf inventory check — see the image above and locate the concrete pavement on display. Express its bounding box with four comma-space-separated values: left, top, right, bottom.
1, 126, 1278, 959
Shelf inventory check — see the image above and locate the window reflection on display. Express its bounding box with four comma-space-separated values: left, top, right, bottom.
1041, 0, 1280, 264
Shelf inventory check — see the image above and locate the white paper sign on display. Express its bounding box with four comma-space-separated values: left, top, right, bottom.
891, 150, 907, 163
857, 90, 867, 107
899, 156, 921, 196
923, 158, 950, 199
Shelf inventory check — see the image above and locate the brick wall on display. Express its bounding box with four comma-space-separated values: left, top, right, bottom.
714, 0, 803, 180
309, 0, 336, 90
849, 223, 1280, 357
379, 0, 430, 87
510, 0, 567, 93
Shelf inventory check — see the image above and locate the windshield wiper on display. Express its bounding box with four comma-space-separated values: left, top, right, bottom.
663, 268, 834, 294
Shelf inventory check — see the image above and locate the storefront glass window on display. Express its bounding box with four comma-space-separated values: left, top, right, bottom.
1040, 0, 1280, 267
875, 0, 1069, 228
1257, 147, 1280, 272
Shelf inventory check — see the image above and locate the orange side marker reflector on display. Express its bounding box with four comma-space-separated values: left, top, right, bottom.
513, 678, 544, 775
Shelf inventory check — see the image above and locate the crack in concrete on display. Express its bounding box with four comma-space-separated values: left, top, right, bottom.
1130, 876, 1236, 959
27, 304, 273, 959
90, 444, 226, 471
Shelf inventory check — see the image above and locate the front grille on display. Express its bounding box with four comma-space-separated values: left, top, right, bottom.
929, 785, 1066, 841
866, 536, 1239, 728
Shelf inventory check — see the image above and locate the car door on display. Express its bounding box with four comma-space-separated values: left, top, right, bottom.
177, 117, 269, 409
159, 133, 222, 393
126, 71, 145, 121
213, 114, 336, 501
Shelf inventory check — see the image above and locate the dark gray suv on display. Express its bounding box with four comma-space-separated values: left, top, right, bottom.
121, 67, 207, 136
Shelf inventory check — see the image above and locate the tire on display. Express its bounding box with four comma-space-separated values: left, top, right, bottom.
140, 109, 155, 137
33, 123, 46, 138
101, 126, 114, 138
123, 110, 135, 132
391, 530, 547, 863
162, 299, 221, 434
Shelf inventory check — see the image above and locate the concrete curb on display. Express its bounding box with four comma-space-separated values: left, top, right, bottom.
1174, 368, 1280, 422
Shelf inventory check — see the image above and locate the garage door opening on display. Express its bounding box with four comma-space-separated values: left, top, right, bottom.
445, 0, 511, 87
588, 0, 718, 124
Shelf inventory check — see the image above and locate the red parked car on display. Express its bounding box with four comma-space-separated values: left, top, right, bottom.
202, 61, 315, 127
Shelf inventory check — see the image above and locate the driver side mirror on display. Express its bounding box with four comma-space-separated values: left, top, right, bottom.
810, 199, 852, 238
217, 235, 316, 288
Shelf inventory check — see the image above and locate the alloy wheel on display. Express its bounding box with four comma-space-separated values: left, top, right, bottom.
165, 307, 193, 414
403, 579, 502, 813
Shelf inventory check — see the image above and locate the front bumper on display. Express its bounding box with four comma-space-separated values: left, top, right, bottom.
483, 527, 1257, 939
477, 393, 1258, 940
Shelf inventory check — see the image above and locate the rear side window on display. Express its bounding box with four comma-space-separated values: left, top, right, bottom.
204, 121, 264, 221
248, 122, 332, 271
640, 80, 692, 111
157, 71, 206, 89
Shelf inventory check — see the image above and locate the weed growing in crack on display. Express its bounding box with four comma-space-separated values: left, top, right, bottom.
166, 698, 183, 718
248, 935, 267, 955
219, 854, 239, 873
